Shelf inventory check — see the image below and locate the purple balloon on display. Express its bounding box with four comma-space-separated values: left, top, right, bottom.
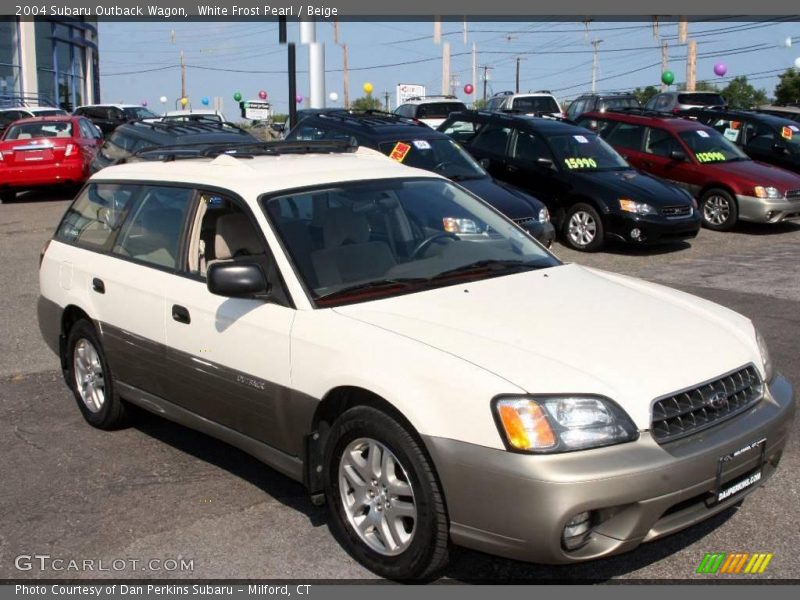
296, 94, 304, 104
713, 63, 727, 77
141, 100, 148, 107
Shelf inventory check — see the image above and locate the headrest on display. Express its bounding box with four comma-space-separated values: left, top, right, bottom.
323, 208, 370, 247
215, 214, 263, 259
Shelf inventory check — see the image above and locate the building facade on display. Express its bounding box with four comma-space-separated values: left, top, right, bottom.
0, 17, 100, 110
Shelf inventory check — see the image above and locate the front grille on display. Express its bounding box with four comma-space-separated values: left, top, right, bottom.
785, 189, 800, 200
651, 365, 763, 443
661, 205, 692, 217
513, 217, 538, 228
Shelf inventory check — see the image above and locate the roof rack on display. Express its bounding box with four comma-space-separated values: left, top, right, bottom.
316, 109, 427, 128
128, 139, 359, 163
491, 91, 515, 97
405, 95, 458, 101
605, 107, 680, 119
124, 119, 250, 135
498, 108, 574, 123
527, 90, 553, 94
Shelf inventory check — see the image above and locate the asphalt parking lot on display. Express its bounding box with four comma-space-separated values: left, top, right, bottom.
1, 192, 798, 581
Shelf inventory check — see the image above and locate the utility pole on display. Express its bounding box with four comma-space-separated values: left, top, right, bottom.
678, 17, 688, 44
279, 16, 297, 128
515, 57, 525, 93
471, 43, 477, 105
441, 41, 451, 95
660, 40, 669, 91
591, 39, 603, 93
333, 20, 349, 109
686, 39, 697, 91
481, 65, 492, 104
180, 50, 186, 100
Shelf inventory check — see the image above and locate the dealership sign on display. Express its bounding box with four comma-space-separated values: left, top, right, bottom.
243, 101, 272, 120
396, 84, 425, 107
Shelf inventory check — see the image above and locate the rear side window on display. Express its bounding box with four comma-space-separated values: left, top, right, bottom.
113, 186, 194, 269
604, 122, 645, 150
645, 128, 683, 157
486, 96, 506, 111
678, 93, 725, 107
415, 102, 467, 119
470, 123, 512, 155
511, 96, 560, 114
440, 119, 483, 144
55, 184, 139, 251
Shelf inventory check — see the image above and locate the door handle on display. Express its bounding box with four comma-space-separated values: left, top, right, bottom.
643, 160, 654, 168
171, 304, 191, 325
506, 164, 519, 173
91, 278, 105, 294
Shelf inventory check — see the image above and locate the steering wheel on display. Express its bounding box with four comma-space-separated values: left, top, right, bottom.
411, 232, 460, 258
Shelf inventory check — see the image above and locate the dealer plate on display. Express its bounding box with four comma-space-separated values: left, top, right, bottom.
708, 437, 767, 505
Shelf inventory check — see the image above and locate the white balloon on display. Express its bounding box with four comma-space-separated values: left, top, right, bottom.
329, 92, 339, 102
159, 96, 168, 104
795, 57, 800, 69
784, 36, 793, 48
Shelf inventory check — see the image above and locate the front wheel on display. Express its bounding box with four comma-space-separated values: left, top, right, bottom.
323, 406, 449, 580
700, 188, 738, 231
562, 203, 605, 251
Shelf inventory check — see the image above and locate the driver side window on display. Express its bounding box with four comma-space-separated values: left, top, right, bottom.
512, 129, 552, 162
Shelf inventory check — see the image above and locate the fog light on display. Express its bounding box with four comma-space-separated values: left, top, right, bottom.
766, 211, 775, 221
562, 511, 594, 551
630, 228, 642, 240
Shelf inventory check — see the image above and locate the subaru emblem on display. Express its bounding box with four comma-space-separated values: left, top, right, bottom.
707, 391, 727, 410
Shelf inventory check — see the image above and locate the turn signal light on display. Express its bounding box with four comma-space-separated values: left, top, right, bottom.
497, 401, 556, 450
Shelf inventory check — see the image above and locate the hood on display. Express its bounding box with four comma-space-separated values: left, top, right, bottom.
703, 159, 800, 192
572, 169, 692, 206
458, 177, 545, 219
334, 264, 759, 429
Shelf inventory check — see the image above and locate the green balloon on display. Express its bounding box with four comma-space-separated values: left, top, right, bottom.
661, 70, 675, 85
233, 91, 242, 102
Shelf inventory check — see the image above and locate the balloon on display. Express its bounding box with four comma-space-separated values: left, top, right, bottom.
784, 36, 793, 48
363, 82, 374, 94
795, 57, 800, 69
141, 100, 148, 107
233, 91, 242, 102
258, 90, 267, 100
201, 97, 210, 106
329, 92, 339, 102
159, 96, 167, 104
464, 83, 474, 95
661, 70, 675, 85
296, 94, 304, 104
180, 97, 188, 107
713, 63, 727, 77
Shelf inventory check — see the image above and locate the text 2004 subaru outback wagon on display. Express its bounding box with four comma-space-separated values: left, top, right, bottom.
38, 141, 794, 579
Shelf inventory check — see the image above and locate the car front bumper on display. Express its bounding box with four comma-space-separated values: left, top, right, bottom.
605, 211, 702, 244
522, 220, 556, 248
737, 194, 800, 223
423, 374, 795, 565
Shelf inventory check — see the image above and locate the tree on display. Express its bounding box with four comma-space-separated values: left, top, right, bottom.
774, 69, 800, 105
349, 95, 382, 111
633, 85, 659, 105
472, 98, 488, 110
720, 76, 769, 109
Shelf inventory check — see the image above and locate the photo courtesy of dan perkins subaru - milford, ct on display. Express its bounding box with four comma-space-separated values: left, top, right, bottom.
37, 140, 795, 580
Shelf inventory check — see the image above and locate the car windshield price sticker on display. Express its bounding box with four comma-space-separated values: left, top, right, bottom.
723, 128, 741, 142
697, 130, 710, 138
782, 126, 794, 140
389, 142, 412, 162
696, 151, 727, 163
564, 157, 598, 169
412, 140, 432, 150
573, 135, 589, 144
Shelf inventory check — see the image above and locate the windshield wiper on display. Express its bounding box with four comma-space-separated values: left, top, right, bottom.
430, 259, 545, 280
449, 174, 486, 181
315, 277, 430, 303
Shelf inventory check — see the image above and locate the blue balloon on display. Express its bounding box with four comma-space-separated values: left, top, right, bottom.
201, 97, 210, 106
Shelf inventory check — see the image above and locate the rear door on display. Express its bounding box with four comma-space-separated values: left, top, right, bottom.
507, 127, 567, 214
601, 120, 647, 166
464, 121, 512, 178
642, 126, 706, 196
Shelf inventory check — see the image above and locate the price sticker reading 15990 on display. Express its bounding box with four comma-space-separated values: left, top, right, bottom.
564, 157, 598, 169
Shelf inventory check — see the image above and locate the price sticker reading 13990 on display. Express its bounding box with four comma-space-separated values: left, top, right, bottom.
564, 157, 598, 169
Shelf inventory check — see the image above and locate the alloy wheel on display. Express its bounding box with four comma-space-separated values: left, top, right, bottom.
568, 210, 598, 247
703, 195, 731, 226
73, 338, 106, 413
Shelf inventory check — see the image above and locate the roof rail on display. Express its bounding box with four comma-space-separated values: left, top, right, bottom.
124, 119, 249, 135
405, 94, 458, 101
128, 139, 359, 163
605, 107, 680, 119
499, 108, 575, 123
527, 90, 553, 94
315, 110, 427, 128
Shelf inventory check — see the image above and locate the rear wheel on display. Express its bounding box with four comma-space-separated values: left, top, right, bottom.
700, 188, 738, 231
562, 203, 605, 251
66, 319, 129, 430
1, 190, 15, 203
323, 406, 449, 580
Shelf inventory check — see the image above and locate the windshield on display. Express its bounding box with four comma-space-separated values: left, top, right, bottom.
415, 102, 467, 119
679, 129, 749, 163
776, 123, 800, 153
378, 138, 486, 180
263, 178, 559, 306
4, 121, 73, 140
548, 133, 629, 171
511, 96, 560, 113
123, 107, 158, 120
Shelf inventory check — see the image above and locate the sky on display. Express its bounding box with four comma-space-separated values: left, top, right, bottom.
98, 18, 800, 117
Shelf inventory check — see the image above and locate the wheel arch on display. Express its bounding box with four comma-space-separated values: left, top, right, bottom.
59, 305, 94, 371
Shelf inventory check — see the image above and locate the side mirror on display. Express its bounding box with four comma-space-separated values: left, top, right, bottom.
669, 149, 687, 161
207, 262, 271, 299
536, 157, 555, 170
478, 157, 491, 169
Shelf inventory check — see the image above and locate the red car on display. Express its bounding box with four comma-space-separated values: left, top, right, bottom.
0, 116, 103, 203
577, 110, 800, 230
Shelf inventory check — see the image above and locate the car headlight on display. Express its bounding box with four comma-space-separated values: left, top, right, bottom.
754, 186, 782, 199
493, 395, 638, 453
618, 198, 657, 215
538, 207, 550, 222
755, 328, 774, 382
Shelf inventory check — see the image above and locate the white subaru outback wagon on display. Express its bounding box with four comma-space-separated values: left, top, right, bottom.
38, 141, 794, 579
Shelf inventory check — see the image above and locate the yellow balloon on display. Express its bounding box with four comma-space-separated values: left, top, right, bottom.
180, 97, 189, 106
363, 82, 374, 94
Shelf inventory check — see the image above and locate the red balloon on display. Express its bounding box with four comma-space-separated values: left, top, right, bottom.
464, 84, 474, 95
258, 90, 267, 100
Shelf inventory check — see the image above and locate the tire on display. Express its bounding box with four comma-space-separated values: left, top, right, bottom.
323, 405, 449, 580
562, 203, 605, 251
66, 319, 129, 430
700, 188, 738, 231
1, 190, 15, 203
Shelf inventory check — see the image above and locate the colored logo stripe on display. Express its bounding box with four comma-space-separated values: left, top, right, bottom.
697, 553, 727, 573
697, 553, 773, 574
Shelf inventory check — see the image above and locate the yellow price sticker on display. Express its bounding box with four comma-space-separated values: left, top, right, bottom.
564, 157, 598, 169
696, 151, 726, 163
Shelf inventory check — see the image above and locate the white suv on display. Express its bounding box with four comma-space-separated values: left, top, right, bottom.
485, 90, 564, 118
38, 141, 794, 579
394, 95, 467, 128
